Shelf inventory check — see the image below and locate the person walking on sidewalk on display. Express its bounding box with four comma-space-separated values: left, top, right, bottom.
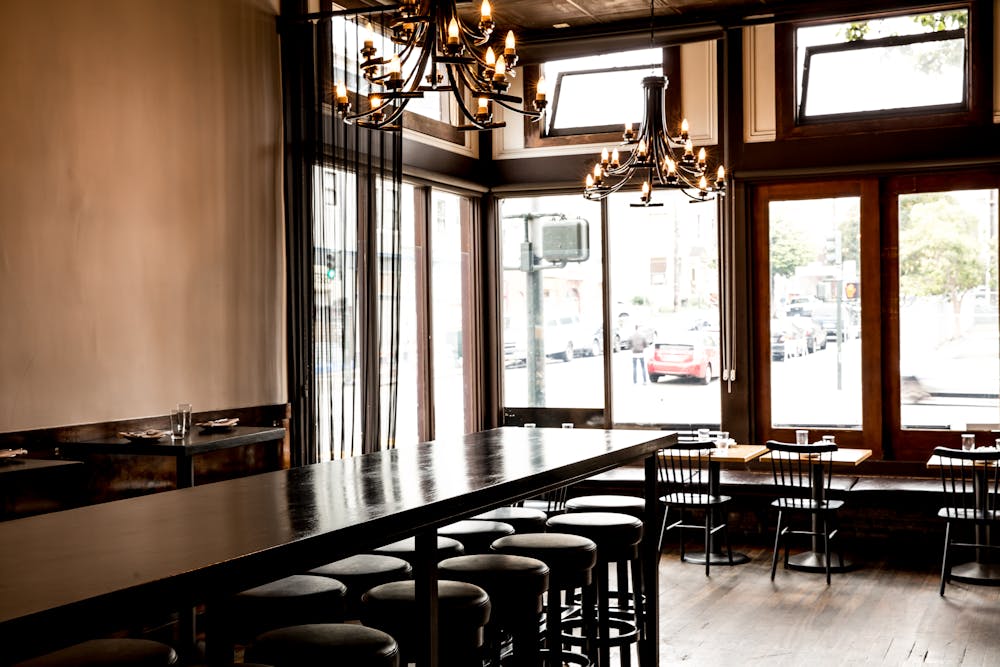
630, 325, 649, 384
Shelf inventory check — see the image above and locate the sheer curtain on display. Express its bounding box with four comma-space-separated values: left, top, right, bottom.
283, 7, 403, 462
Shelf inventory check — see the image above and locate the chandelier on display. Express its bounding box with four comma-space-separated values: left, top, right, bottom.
335, 0, 547, 132
583, 75, 726, 206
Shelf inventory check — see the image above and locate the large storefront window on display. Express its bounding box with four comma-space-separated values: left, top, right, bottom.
608, 192, 721, 427
500, 195, 604, 409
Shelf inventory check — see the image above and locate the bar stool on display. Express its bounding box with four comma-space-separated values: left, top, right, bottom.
471, 506, 548, 533
372, 535, 465, 567
491, 532, 598, 667
439, 553, 550, 666
308, 554, 412, 619
439, 519, 515, 554
12, 638, 179, 666
547, 511, 645, 667
215, 574, 347, 661
566, 495, 646, 628
246, 623, 399, 666
360, 580, 491, 667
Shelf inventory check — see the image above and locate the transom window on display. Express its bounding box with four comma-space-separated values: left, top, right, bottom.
795, 9, 968, 122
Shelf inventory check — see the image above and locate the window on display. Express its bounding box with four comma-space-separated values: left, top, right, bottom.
608, 191, 721, 427
796, 10, 968, 121
499, 195, 604, 409
898, 189, 999, 430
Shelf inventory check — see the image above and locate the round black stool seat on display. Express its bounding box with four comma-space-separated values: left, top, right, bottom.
13, 639, 179, 667
438, 520, 515, 554
246, 623, 399, 667
547, 512, 645, 667
372, 536, 465, 566
491, 533, 598, 666
547, 512, 643, 561
308, 554, 412, 618
471, 506, 548, 533
224, 574, 348, 646
439, 554, 550, 666
491, 533, 596, 590
567, 494, 646, 519
361, 580, 490, 666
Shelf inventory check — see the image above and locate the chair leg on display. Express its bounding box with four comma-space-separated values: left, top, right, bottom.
940, 521, 952, 596
658, 503, 669, 553
597, 563, 611, 667
771, 511, 783, 581
704, 508, 712, 577
823, 517, 832, 585
723, 522, 734, 567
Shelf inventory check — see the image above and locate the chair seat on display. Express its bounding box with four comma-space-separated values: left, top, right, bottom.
439, 554, 550, 614
438, 520, 515, 554
660, 492, 731, 507
938, 507, 999, 521
228, 574, 348, 641
471, 506, 548, 533
566, 494, 645, 518
246, 623, 399, 667
772, 497, 844, 512
491, 533, 596, 590
547, 511, 643, 563
372, 536, 465, 565
13, 639, 179, 667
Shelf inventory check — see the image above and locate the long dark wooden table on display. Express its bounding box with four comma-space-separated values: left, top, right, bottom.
0, 426, 675, 666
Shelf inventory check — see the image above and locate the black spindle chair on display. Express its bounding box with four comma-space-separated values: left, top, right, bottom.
766, 440, 843, 584
933, 445, 1000, 595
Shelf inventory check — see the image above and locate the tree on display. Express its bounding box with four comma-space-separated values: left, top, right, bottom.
899, 196, 984, 338
769, 225, 812, 279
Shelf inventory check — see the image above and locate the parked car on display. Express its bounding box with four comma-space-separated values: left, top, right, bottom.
788, 315, 827, 353
771, 317, 806, 361
901, 333, 1000, 403
812, 302, 860, 341
646, 332, 720, 384
504, 314, 596, 365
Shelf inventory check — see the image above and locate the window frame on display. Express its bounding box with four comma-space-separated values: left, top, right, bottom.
774, 2, 990, 140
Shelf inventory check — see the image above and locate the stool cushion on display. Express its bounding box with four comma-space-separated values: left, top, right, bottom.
491, 533, 596, 590
547, 512, 643, 562
229, 574, 347, 639
567, 494, 646, 519
372, 536, 465, 564
439, 554, 549, 616
438, 520, 515, 554
13, 639, 179, 667
308, 554, 412, 615
247, 623, 399, 667
361, 580, 491, 662
470, 506, 548, 533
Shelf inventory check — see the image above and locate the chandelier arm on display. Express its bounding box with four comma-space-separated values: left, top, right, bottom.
494, 97, 539, 119
445, 66, 489, 127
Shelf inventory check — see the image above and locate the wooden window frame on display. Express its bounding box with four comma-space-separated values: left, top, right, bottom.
774, 1, 991, 140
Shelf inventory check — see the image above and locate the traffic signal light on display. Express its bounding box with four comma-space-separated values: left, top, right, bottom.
824, 234, 840, 265
844, 281, 859, 300
325, 253, 335, 280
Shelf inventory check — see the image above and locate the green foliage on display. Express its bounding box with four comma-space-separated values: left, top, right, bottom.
841, 22, 870, 42
630, 295, 647, 306
769, 225, 812, 279
914, 11, 968, 31
899, 196, 983, 302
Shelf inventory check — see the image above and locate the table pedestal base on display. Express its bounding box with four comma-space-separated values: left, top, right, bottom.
785, 551, 853, 573
682, 551, 750, 566
949, 561, 1000, 585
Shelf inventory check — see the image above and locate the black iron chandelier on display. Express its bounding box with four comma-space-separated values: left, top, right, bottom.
335, 0, 547, 131
583, 75, 726, 206
582, 0, 725, 205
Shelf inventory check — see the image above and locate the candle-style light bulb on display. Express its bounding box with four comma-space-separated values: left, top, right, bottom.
478, 97, 489, 112
681, 118, 690, 137
586, 173, 595, 188
697, 147, 707, 166
388, 55, 401, 76
637, 138, 647, 158
493, 55, 506, 82
370, 95, 382, 109
448, 18, 459, 44
363, 21, 374, 48
699, 175, 708, 190
717, 165, 726, 180
485, 47, 496, 67
600, 147, 609, 165
684, 139, 694, 156
535, 77, 546, 101
335, 82, 348, 103
641, 181, 651, 202
481, 0, 492, 21
505, 30, 516, 55
610, 148, 620, 167
666, 158, 676, 175
592, 162, 603, 184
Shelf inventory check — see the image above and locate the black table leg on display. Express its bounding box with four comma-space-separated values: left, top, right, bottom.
414, 529, 439, 667
640, 453, 659, 667
786, 462, 852, 572
177, 455, 195, 489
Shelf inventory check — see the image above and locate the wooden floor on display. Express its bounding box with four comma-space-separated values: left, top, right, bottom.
655, 539, 1000, 666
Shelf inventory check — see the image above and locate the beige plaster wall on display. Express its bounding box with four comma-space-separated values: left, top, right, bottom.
0, 0, 285, 431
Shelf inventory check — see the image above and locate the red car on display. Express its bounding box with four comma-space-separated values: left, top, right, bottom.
646, 332, 720, 384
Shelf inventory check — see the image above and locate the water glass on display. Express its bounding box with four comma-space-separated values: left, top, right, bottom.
177, 403, 192, 436
961, 433, 975, 451
697, 428, 711, 442
822, 435, 836, 444
561, 423, 574, 429
795, 430, 809, 445
523, 423, 537, 428
716, 431, 730, 449
170, 410, 186, 440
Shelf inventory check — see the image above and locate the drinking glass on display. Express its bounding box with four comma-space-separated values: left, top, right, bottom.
561, 423, 574, 429
523, 423, 536, 428
795, 430, 809, 445
177, 403, 192, 437
822, 435, 836, 444
961, 433, 975, 451
716, 431, 730, 449
697, 428, 711, 442
170, 410, 185, 440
